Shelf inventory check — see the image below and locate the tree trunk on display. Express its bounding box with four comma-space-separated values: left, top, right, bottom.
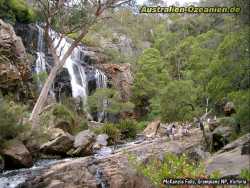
30, 63, 62, 129
29, 33, 84, 129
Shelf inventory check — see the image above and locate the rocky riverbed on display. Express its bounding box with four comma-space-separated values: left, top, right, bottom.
0, 126, 249, 188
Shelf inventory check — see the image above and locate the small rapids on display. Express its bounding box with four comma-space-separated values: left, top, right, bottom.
0, 136, 146, 188
0, 158, 72, 188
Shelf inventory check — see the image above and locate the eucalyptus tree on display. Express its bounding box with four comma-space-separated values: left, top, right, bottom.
30, 0, 132, 128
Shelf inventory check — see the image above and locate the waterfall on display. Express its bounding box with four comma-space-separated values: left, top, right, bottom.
35, 25, 47, 89
51, 31, 88, 106
95, 69, 108, 122
35, 28, 108, 116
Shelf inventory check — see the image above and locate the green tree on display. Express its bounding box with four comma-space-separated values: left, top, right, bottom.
160, 80, 198, 122
88, 88, 134, 117
131, 48, 169, 117
208, 28, 250, 108
0, 0, 36, 24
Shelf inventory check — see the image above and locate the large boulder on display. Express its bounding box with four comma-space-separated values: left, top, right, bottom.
23, 128, 204, 188
1, 140, 33, 169
40, 132, 74, 156
186, 145, 211, 164
205, 133, 250, 177
71, 130, 96, 156
143, 119, 161, 138
93, 134, 109, 150
209, 117, 240, 152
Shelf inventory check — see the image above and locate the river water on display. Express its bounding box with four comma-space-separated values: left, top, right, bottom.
0, 136, 146, 188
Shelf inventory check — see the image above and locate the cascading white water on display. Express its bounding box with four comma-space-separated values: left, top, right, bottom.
51, 31, 88, 106
36, 28, 108, 115
35, 25, 47, 88
95, 69, 108, 122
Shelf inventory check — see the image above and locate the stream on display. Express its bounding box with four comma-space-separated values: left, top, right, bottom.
0, 158, 72, 188
0, 136, 146, 188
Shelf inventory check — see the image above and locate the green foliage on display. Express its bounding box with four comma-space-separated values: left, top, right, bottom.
240, 169, 250, 180
32, 72, 48, 85
0, 0, 36, 24
39, 102, 88, 135
228, 90, 250, 132
208, 28, 250, 104
0, 99, 28, 146
131, 48, 169, 117
72, 119, 88, 135
159, 80, 199, 122
53, 104, 75, 125
117, 119, 137, 140
129, 153, 208, 187
94, 119, 138, 144
88, 88, 134, 116
94, 123, 121, 145
136, 121, 149, 132
102, 48, 131, 64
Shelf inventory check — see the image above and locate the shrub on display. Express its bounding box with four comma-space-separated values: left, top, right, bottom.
40, 103, 89, 135
228, 90, 250, 134
117, 119, 137, 140
129, 153, 219, 187
94, 123, 121, 145
136, 121, 149, 132
0, 0, 37, 24
71, 119, 88, 135
240, 169, 250, 180
52, 103, 75, 125
88, 88, 134, 116
0, 99, 28, 147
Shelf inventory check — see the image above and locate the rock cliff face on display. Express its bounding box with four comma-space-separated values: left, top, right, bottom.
0, 19, 33, 101
97, 63, 133, 101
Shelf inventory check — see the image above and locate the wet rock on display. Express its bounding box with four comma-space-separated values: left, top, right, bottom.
72, 130, 96, 156
40, 132, 74, 156
143, 119, 161, 138
93, 134, 109, 150
95, 146, 114, 158
205, 133, 250, 177
1, 140, 33, 169
23, 128, 203, 188
14, 23, 38, 55
53, 68, 72, 101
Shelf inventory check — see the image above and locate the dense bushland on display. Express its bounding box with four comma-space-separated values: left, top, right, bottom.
0, 0, 36, 24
